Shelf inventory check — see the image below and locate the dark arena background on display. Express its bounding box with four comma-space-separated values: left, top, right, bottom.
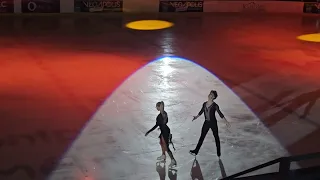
0, 0, 320, 179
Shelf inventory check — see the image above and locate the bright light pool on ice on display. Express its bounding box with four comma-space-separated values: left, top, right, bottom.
47, 57, 291, 180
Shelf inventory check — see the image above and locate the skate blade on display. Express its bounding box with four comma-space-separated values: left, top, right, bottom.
157, 158, 166, 161
156, 159, 166, 163
189, 152, 197, 156
168, 164, 177, 169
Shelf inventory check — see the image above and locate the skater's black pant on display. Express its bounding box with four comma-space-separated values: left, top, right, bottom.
194, 120, 221, 156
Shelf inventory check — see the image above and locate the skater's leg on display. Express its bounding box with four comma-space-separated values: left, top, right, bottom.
191, 121, 210, 155
211, 125, 221, 157
167, 148, 175, 161
160, 137, 167, 155
162, 134, 177, 167
169, 134, 176, 151
157, 137, 167, 160
163, 135, 174, 159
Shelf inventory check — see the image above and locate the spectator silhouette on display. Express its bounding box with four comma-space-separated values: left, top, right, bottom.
253, 89, 294, 114
265, 89, 320, 126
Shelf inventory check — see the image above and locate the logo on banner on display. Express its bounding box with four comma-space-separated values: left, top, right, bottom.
0, 0, 14, 13
159, 0, 203, 12
0, 1, 7, 7
21, 0, 60, 13
27, 1, 37, 11
242, 2, 265, 12
74, 0, 123, 12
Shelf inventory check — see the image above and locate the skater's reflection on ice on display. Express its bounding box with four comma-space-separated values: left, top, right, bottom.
168, 168, 177, 180
190, 158, 204, 180
156, 161, 166, 180
190, 158, 226, 180
156, 161, 178, 180
219, 159, 227, 178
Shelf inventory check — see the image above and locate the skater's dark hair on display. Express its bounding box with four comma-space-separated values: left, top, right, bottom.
210, 90, 218, 99
156, 101, 164, 108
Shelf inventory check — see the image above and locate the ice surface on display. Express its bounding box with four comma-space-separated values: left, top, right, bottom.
48, 57, 289, 180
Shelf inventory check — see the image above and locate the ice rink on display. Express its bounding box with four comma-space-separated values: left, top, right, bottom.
0, 13, 319, 180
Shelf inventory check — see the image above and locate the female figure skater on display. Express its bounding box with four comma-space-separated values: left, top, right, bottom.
145, 101, 177, 168
190, 90, 230, 158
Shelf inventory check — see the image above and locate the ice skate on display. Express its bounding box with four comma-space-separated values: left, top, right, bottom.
189, 150, 198, 156
168, 159, 177, 168
157, 154, 166, 161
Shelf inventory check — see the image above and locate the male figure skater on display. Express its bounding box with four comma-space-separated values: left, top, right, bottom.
190, 90, 230, 158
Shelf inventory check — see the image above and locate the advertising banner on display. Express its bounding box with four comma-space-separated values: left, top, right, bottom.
204, 1, 303, 13
159, 0, 203, 12
74, 0, 123, 12
21, 0, 60, 13
303, 2, 320, 14
0, 0, 14, 13
241, 2, 266, 12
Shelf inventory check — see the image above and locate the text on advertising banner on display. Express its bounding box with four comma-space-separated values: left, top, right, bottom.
21, 0, 60, 13
74, 0, 123, 12
242, 2, 266, 12
159, 0, 203, 12
303, 2, 320, 14
0, 0, 14, 13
